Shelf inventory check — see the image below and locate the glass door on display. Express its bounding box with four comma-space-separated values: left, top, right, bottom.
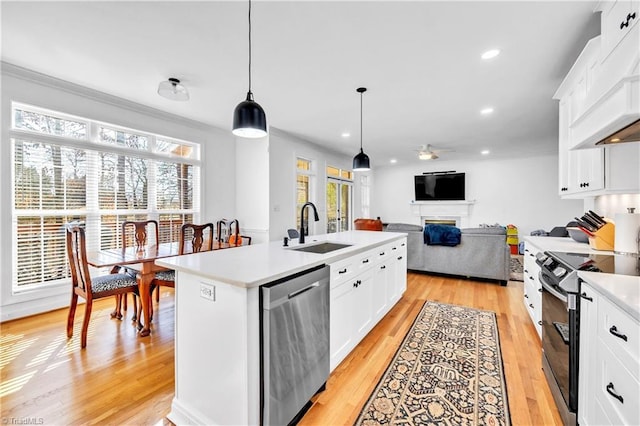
326, 178, 352, 233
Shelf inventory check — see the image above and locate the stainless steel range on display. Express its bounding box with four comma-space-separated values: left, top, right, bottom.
536, 251, 640, 426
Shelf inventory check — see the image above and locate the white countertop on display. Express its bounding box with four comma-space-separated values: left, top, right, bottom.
524, 236, 638, 320
156, 230, 406, 288
523, 236, 611, 255
579, 271, 640, 321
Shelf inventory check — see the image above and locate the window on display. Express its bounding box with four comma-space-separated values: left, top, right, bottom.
10, 103, 200, 291
326, 166, 353, 233
296, 158, 313, 235
361, 175, 370, 218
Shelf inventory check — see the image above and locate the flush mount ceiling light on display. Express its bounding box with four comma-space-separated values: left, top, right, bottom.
480, 107, 494, 115
481, 150, 490, 155
352, 87, 371, 171
481, 49, 501, 60
232, 0, 267, 138
157, 78, 189, 101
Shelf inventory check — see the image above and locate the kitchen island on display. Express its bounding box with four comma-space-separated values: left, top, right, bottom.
156, 230, 407, 426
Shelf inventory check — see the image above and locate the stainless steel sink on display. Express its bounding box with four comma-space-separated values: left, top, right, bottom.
289, 242, 352, 254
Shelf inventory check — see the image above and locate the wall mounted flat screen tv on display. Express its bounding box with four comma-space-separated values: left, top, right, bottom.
414, 173, 465, 201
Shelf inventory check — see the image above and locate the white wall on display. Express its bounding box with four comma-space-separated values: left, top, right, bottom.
235, 135, 270, 243
1, 64, 235, 320
371, 154, 584, 237
268, 128, 363, 241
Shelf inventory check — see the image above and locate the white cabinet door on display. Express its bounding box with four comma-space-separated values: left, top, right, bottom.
372, 262, 388, 321
574, 148, 605, 192
395, 248, 407, 296
353, 269, 374, 340
330, 278, 356, 370
578, 284, 598, 426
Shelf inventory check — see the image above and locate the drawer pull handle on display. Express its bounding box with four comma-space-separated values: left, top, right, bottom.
397, 256, 403, 260
380, 265, 386, 270
529, 276, 534, 280
538, 288, 543, 293
609, 325, 628, 341
392, 247, 397, 250
524, 294, 529, 298
537, 320, 543, 326
606, 382, 624, 404
529, 303, 534, 309
379, 252, 385, 256
580, 292, 593, 302
620, 12, 636, 29
362, 259, 369, 264
524, 269, 529, 273
401, 243, 405, 247
338, 268, 347, 274
353, 280, 362, 288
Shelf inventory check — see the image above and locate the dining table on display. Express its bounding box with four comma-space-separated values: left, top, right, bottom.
86, 240, 231, 337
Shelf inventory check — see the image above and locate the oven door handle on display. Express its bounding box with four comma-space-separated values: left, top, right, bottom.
540, 276, 567, 302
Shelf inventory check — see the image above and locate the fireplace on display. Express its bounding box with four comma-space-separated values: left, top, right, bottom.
409, 200, 475, 228
425, 219, 456, 226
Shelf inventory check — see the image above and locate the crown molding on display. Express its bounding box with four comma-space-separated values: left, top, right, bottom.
1, 61, 215, 132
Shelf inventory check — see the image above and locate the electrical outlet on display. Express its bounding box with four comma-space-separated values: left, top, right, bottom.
200, 283, 215, 301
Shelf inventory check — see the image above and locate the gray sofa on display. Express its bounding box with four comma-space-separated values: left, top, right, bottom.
385, 223, 510, 285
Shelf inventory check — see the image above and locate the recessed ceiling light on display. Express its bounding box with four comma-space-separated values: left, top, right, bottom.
341, 132, 350, 138
481, 49, 500, 60
390, 158, 397, 164
481, 150, 490, 155
481, 107, 494, 115
610, 138, 621, 142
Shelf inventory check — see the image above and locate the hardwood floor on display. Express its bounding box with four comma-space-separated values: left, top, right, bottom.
0, 274, 561, 425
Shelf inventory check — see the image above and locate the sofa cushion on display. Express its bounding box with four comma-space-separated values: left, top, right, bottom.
461, 227, 506, 235
386, 223, 423, 232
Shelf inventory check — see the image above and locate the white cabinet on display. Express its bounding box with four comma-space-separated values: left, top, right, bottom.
578, 282, 640, 426
600, 0, 640, 62
329, 237, 408, 371
522, 241, 542, 338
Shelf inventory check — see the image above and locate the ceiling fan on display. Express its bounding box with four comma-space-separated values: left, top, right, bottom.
416, 144, 454, 160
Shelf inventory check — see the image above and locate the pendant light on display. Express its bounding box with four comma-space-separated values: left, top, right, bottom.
232, 0, 267, 138
353, 87, 371, 171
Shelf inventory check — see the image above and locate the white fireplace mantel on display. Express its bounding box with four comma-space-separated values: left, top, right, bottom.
409, 200, 476, 228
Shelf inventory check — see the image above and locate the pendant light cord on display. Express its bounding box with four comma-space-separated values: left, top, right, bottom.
360, 90, 363, 151
248, 0, 253, 96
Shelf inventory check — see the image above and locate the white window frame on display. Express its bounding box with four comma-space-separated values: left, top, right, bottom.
9, 103, 201, 293
295, 156, 316, 235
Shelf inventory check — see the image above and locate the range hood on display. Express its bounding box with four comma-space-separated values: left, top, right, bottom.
569, 73, 640, 149
596, 118, 640, 145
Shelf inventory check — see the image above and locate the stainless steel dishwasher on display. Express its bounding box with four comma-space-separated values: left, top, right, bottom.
260, 264, 330, 426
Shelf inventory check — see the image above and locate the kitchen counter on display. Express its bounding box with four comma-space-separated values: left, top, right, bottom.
578, 271, 640, 321
156, 230, 406, 288
523, 237, 638, 319
163, 230, 408, 426
523, 236, 612, 254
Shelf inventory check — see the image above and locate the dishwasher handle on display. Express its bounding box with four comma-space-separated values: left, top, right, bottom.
288, 282, 319, 299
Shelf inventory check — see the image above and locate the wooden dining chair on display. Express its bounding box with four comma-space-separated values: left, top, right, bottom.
66, 225, 139, 348
115, 220, 174, 320
179, 222, 215, 254
226, 219, 252, 247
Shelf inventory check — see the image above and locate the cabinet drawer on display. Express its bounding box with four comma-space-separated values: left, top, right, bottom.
356, 248, 376, 271
330, 258, 355, 287
598, 295, 639, 379
595, 343, 640, 426
602, 0, 640, 59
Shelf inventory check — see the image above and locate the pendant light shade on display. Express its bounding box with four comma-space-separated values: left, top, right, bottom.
353, 87, 371, 171
232, 0, 267, 138
353, 148, 370, 171
157, 78, 189, 101
233, 92, 267, 138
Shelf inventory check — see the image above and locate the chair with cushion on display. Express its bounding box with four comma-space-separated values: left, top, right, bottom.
66, 224, 139, 348
227, 219, 252, 247
354, 218, 383, 231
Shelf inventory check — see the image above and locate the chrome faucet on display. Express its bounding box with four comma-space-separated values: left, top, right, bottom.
299, 202, 319, 244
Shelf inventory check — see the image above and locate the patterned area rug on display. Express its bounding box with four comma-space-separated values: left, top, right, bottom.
355, 301, 511, 426
510, 255, 524, 282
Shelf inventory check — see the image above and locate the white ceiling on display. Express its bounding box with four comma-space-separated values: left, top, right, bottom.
1, 1, 600, 166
